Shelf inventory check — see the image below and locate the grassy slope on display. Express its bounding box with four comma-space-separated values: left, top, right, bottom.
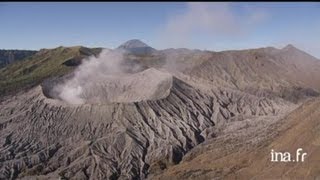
0, 46, 101, 96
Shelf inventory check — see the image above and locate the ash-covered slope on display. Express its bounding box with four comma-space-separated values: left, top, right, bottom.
153, 97, 320, 180
47, 68, 173, 104
0, 67, 293, 179
177, 45, 320, 102
78, 68, 173, 103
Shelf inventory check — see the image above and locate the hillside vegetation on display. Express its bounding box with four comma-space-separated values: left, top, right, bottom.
0, 46, 101, 96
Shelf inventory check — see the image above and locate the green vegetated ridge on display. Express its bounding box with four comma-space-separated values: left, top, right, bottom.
0, 46, 102, 96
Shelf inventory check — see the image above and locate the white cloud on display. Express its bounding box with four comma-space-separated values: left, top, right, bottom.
156, 2, 270, 49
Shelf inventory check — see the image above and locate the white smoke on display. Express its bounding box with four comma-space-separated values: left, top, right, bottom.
54, 49, 137, 105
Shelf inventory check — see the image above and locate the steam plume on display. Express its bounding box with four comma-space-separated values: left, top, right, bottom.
54, 49, 140, 104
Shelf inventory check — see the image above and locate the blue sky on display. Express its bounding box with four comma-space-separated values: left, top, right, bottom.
1, 2, 320, 58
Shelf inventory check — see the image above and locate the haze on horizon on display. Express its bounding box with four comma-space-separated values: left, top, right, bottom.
0, 2, 320, 58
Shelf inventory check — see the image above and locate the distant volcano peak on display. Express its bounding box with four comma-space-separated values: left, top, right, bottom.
118, 39, 151, 49
282, 44, 298, 51
117, 39, 156, 55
